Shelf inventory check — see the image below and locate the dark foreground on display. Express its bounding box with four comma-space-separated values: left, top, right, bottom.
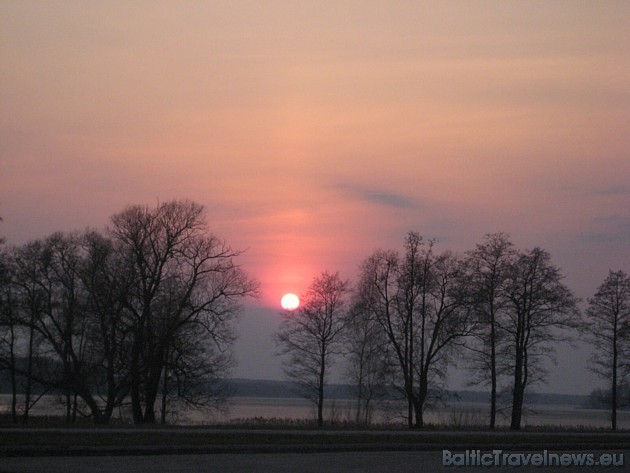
1, 451, 629, 473
1, 427, 629, 455
0, 428, 629, 473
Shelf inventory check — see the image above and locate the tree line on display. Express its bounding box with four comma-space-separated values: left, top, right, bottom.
275, 233, 629, 430
1, 202, 628, 430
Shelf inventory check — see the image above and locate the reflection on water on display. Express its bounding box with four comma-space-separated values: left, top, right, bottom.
1, 394, 628, 429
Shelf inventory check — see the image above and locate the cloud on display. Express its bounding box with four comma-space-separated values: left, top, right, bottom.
577, 215, 630, 244
330, 182, 419, 210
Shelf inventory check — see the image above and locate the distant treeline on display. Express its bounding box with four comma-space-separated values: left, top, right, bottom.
0, 367, 595, 408
225, 378, 593, 407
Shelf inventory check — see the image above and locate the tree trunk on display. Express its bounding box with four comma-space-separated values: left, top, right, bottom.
131, 308, 151, 424
72, 393, 78, 424
413, 399, 424, 429
510, 350, 524, 430
8, 318, 18, 423
130, 352, 143, 422
74, 382, 106, 424
612, 322, 618, 431
414, 372, 428, 429
161, 366, 168, 425
355, 355, 364, 424
317, 351, 325, 427
489, 313, 497, 430
406, 383, 414, 429
22, 320, 35, 424
103, 365, 116, 424
143, 351, 166, 424
65, 391, 72, 423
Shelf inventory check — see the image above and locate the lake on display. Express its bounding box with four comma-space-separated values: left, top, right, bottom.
2, 394, 627, 429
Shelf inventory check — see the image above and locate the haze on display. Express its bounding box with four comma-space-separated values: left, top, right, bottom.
1, 1, 628, 395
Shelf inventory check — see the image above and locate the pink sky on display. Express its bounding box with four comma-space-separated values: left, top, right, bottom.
1, 1, 628, 392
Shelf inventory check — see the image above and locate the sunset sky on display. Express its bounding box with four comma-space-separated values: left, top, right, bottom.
1, 1, 628, 393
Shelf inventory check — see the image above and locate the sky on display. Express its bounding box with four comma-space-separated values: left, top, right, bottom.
1, 1, 629, 395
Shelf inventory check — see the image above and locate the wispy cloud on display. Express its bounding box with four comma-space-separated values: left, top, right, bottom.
330, 182, 419, 210
577, 215, 630, 244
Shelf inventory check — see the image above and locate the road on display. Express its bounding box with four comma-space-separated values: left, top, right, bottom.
1, 451, 629, 473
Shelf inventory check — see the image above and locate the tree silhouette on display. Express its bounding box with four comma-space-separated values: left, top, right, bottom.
275, 271, 350, 427
501, 248, 579, 430
345, 292, 392, 424
585, 270, 630, 431
356, 233, 474, 428
462, 233, 515, 429
109, 200, 258, 423
0, 200, 257, 425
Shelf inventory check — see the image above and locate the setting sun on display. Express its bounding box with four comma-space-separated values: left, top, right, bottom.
281, 293, 300, 311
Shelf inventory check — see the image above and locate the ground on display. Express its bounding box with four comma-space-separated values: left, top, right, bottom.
0, 428, 628, 472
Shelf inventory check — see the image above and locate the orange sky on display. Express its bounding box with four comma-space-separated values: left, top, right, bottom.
1, 1, 628, 391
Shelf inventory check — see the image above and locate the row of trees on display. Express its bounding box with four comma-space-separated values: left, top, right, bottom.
0, 201, 258, 424
275, 233, 629, 430
1, 204, 627, 430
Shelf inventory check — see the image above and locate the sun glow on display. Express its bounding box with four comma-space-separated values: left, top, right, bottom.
281, 293, 300, 311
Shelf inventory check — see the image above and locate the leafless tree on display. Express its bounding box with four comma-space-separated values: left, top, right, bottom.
159, 320, 234, 424
109, 200, 258, 423
345, 293, 392, 424
501, 247, 580, 430
0, 246, 21, 422
77, 231, 135, 422
357, 233, 474, 428
8, 234, 107, 422
0, 201, 256, 425
275, 271, 350, 427
0, 232, 135, 424
4, 240, 59, 423
462, 233, 515, 429
585, 270, 630, 431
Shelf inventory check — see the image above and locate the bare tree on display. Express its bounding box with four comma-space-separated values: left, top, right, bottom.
109, 200, 258, 423
77, 231, 134, 422
409, 246, 474, 428
0, 219, 18, 420
0, 201, 256, 425
159, 320, 233, 424
5, 240, 57, 423
8, 234, 107, 422
357, 233, 474, 428
585, 270, 630, 431
0, 232, 136, 424
462, 233, 515, 429
275, 271, 350, 427
501, 248, 579, 430
0, 246, 21, 422
345, 293, 392, 424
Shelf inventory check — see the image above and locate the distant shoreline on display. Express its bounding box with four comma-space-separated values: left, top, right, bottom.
226, 378, 594, 407
0, 376, 595, 406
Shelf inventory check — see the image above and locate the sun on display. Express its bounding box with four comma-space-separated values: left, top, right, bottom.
281, 293, 300, 311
